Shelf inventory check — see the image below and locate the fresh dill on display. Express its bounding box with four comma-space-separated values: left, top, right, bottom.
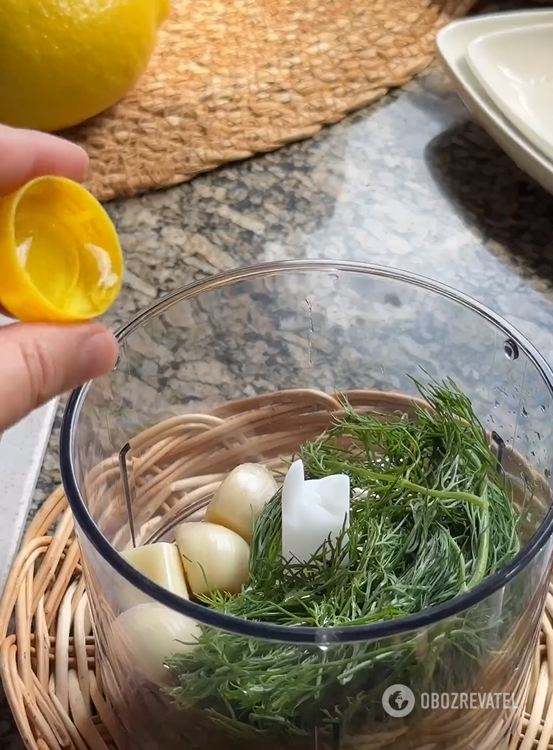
167, 378, 521, 741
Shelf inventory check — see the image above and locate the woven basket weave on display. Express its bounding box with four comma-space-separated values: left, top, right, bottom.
2, 494, 552, 750
2, 387, 553, 750
66, 0, 480, 201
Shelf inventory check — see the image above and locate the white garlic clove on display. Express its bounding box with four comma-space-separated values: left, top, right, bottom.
205, 463, 278, 542
113, 603, 200, 685
176, 521, 250, 596
119, 543, 189, 609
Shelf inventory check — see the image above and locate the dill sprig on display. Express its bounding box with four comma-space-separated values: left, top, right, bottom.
167, 378, 521, 741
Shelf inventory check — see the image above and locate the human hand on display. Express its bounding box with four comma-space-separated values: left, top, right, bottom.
0, 125, 118, 432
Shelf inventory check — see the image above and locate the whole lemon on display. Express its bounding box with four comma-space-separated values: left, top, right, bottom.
0, 0, 170, 132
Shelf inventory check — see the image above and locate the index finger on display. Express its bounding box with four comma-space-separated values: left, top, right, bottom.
0, 125, 89, 197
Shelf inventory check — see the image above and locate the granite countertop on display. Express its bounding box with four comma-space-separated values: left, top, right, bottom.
3, 9, 553, 745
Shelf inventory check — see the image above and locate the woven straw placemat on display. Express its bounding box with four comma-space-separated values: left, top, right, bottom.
67, 0, 479, 201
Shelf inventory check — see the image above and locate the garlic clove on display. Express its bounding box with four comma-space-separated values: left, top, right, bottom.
113, 603, 200, 685
176, 521, 250, 596
205, 463, 278, 542
119, 542, 189, 609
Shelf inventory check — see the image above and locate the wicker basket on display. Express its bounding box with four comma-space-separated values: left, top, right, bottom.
2, 388, 553, 750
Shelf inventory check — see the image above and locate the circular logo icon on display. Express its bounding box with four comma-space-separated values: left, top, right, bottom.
382, 684, 415, 718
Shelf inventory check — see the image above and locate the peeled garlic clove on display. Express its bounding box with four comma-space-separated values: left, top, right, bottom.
176, 521, 250, 596
120, 543, 189, 609
205, 463, 278, 542
114, 603, 200, 685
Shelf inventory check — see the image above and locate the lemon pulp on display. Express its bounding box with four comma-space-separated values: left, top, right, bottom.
10, 178, 122, 321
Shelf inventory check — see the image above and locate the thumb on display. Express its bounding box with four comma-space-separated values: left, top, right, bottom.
0, 322, 118, 432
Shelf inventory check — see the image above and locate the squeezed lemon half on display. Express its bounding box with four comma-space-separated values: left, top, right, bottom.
0, 176, 123, 323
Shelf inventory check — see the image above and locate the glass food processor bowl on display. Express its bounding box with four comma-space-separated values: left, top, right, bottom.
60, 260, 553, 750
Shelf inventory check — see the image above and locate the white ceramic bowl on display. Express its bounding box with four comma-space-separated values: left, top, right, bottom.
436, 10, 553, 196
467, 24, 553, 164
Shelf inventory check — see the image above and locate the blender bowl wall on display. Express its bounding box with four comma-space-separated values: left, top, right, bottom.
62, 263, 553, 750
71, 267, 553, 546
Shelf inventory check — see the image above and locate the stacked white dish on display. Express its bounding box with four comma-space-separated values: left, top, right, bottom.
437, 10, 553, 195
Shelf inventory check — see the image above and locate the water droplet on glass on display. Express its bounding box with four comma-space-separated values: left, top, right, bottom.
545, 468, 551, 479
540, 405, 546, 413
522, 407, 528, 417
503, 339, 520, 360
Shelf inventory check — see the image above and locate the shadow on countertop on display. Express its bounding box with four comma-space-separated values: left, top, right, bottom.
425, 119, 553, 286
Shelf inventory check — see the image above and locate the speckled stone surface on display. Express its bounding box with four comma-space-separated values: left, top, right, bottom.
4, 2, 553, 745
